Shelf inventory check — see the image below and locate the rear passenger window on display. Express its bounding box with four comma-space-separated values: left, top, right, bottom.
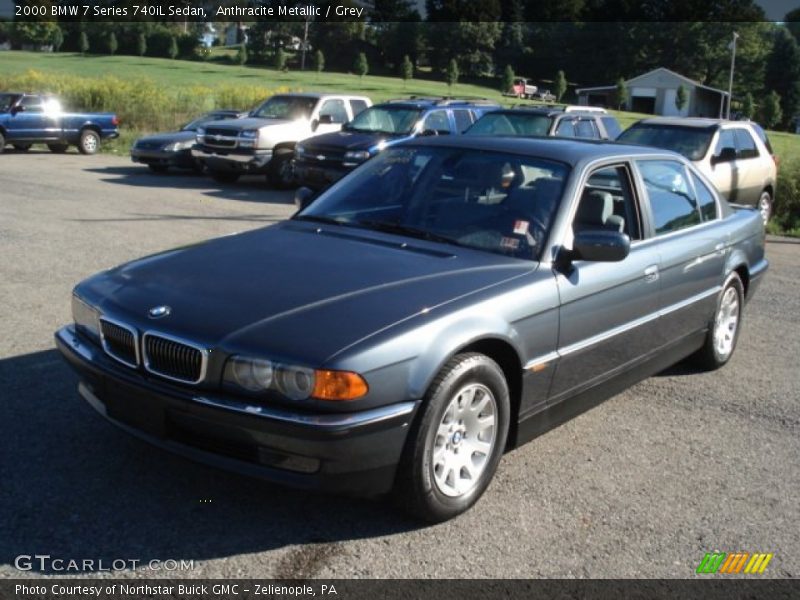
349, 99, 368, 117
575, 119, 599, 139
638, 160, 701, 234
453, 110, 474, 133
733, 128, 759, 159
555, 119, 576, 137
690, 172, 719, 221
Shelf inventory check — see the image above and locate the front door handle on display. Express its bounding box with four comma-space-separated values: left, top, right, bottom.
644, 265, 660, 283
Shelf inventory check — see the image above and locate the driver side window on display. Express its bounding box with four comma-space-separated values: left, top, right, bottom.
573, 165, 641, 240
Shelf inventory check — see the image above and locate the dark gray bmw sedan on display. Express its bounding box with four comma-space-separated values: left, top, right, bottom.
56, 137, 767, 521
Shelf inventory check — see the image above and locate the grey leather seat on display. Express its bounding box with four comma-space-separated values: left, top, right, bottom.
575, 190, 625, 233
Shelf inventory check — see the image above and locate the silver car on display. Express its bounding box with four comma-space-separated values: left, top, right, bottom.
618, 118, 777, 224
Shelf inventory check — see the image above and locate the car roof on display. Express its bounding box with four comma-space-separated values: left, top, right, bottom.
633, 117, 727, 129
272, 92, 369, 100
401, 135, 682, 165
380, 97, 499, 110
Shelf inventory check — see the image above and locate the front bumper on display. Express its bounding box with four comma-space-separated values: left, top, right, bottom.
191, 147, 273, 173
131, 149, 195, 169
294, 160, 350, 189
55, 325, 417, 496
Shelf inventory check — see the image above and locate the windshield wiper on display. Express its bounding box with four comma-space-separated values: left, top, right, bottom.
354, 220, 464, 248
293, 214, 343, 226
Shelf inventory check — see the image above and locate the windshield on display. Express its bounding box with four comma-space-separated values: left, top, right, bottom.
465, 112, 552, 137
183, 113, 237, 131
296, 146, 569, 261
251, 96, 317, 120
617, 124, 714, 161
343, 106, 422, 135
0, 94, 20, 112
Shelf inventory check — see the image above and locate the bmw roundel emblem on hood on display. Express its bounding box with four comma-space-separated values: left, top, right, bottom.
148, 305, 171, 319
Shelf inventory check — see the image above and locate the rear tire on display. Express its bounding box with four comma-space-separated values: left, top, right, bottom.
395, 353, 510, 522
0, 131, 5, 153
13, 143, 31, 152
210, 171, 240, 184
692, 272, 744, 370
78, 129, 100, 155
48, 143, 68, 154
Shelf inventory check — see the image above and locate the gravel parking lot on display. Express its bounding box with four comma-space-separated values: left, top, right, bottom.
1, 151, 798, 579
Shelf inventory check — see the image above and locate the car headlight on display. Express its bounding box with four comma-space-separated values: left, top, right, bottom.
72, 294, 101, 342
343, 150, 370, 165
195, 128, 205, 143
163, 140, 194, 152
223, 355, 368, 401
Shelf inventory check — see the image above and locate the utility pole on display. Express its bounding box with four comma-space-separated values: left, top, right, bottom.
300, 17, 310, 70
726, 31, 739, 120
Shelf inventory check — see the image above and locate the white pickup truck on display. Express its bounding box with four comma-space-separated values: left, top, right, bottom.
192, 93, 371, 187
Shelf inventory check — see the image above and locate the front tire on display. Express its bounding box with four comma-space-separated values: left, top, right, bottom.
757, 190, 772, 226
78, 129, 100, 155
267, 152, 295, 189
692, 272, 744, 370
395, 353, 510, 522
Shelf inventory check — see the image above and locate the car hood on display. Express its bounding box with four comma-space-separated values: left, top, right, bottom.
81, 222, 535, 365
303, 130, 399, 151
135, 131, 195, 145
207, 117, 295, 131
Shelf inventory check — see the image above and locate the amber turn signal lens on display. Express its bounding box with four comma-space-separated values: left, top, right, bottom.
312, 370, 368, 401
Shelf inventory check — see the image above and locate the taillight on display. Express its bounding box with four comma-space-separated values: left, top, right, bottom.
772, 154, 780, 170
111, 116, 119, 126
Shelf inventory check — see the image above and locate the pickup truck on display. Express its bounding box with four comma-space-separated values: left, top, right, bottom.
191, 93, 371, 187
0, 93, 119, 154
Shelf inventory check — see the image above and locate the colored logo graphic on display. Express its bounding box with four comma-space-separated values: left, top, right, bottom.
696, 552, 774, 574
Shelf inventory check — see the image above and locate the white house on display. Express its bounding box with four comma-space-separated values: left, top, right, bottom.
576, 67, 730, 118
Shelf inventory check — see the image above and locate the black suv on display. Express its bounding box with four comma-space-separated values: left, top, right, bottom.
294, 97, 500, 190
465, 106, 622, 140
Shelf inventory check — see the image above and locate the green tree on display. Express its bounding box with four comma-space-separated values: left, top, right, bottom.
446, 58, 459, 88
762, 90, 783, 129
137, 32, 147, 57
742, 92, 755, 119
765, 27, 800, 128
354, 52, 369, 78
675, 84, 687, 111
51, 27, 63, 52
501, 64, 514, 94
236, 44, 248, 66
401, 54, 414, 85
79, 31, 89, 55
616, 77, 628, 110
785, 9, 800, 45
554, 70, 567, 102
168, 36, 178, 60
107, 32, 118, 56
314, 49, 325, 74
275, 47, 287, 71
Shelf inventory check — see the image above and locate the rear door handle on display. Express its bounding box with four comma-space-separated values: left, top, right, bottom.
644, 265, 660, 283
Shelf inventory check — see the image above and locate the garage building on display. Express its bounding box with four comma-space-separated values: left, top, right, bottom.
575, 67, 729, 118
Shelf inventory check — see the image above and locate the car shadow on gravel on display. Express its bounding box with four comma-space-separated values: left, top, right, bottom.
84, 166, 295, 205
0, 349, 418, 574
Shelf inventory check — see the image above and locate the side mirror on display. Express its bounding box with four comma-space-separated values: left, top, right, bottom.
318, 114, 334, 125
712, 147, 737, 164
294, 186, 316, 210
568, 230, 630, 263
10, 105, 24, 115
310, 118, 319, 132
420, 129, 439, 137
